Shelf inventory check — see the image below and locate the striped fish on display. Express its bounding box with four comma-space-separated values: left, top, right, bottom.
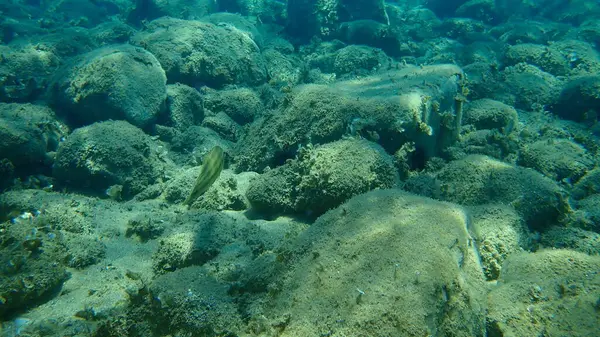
183, 146, 224, 207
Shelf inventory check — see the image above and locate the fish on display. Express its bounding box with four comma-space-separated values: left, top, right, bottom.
105, 184, 123, 200
183, 146, 224, 207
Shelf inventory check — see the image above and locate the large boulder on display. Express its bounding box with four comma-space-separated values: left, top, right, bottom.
0, 103, 67, 171
53, 120, 163, 198
0, 45, 60, 103
235, 65, 465, 172
405, 155, 569, 231
487, 249, 600, 337
552, 75, 600, 123
258, 189, 487, 336
246, 138, 399, 217
132, 17, 267, 88
51, 45, 167, 128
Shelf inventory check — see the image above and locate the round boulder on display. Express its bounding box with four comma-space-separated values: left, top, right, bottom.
247, 139, 399, 216
0, 103, 68, 172
463, 99, 518, 134
52, 44, 167, 128
165, 83, 204, 130
519, 139, 595, 182
132, 17, 267, 88
53, 120, 162, 198
553, 75, 600, 122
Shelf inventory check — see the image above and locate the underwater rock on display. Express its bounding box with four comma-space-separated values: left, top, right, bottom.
333, 45, 388, 76
463, 98, 518, 134
540, 226, 600, 255
504, 43, 571, 76
419, 155, 568, 231
500, 63, 561, 110
259, 189, 487, 336
0, 45, 60, 102
247, 138, 399, 217
149, 266, 243, 335
286, 0, 389, 41
127, 0, 216, 23
0, 209, 68, 320
152, 212, 244, 274
0, 103, 68, 176
200, 12, 264, 48
202, 112, 242, 142
553, 75, 600, 123
518, 139, 595, 182
338, 19, 401, 56
53, 120, 162, 199
468, 204, 532, 281
487, 249, 600, 337
132, 17, 267, 88
165, 83, 204, 130
236, 65, 465, 172
51, 44, 167, 128
566, 194, 600, 233
263, 48, 306, 86
63, 234, 106, 269
571, 167, 600, 200
203, 87, 264, 125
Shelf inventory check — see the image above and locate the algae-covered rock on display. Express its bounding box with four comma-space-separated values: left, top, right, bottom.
244, 163, 301, 215
518, 139, 595, 182
149, 266, 243, 335
152, 212, 244, 274
293, 139, 399, 214
487, 250, 600, 337
553, 75, 600, 123
132, 17, 267, 88
540, 226, 600, 255
463, 99, 518, 134
170, 125, 231, 154
247, 138, 399, 217
0, 209, 68, 320
504, 43, 571, 76
200, 12, 264, 48
203, 87, 264, 125
263, 48, 306, 86
409, 155, 568, 231
571, 167, 600, 200
286, 0, 389, 41
236, 65, 464, 172
53, 120, 163, 199
338, 20, 401, 56
234, 84, 357, 172
128, 0, 215, 22
257, 189, 486, 336
499, 63, 561, 110
333, 45, 388, 76
63, 234, 106, 269
468, 204, 532, 280
565, 194, 600, 233
202, 112, 241, 142
0, 103, 68, 173
51, 44, 167, 128
165, 83, 204, 130
0, 45, 60, 102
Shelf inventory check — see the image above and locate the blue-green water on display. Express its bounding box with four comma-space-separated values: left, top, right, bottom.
0, 1, 599, 336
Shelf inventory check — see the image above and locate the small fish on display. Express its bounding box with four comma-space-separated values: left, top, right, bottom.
183, 146, 224, 207
105, 184, 123, 200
